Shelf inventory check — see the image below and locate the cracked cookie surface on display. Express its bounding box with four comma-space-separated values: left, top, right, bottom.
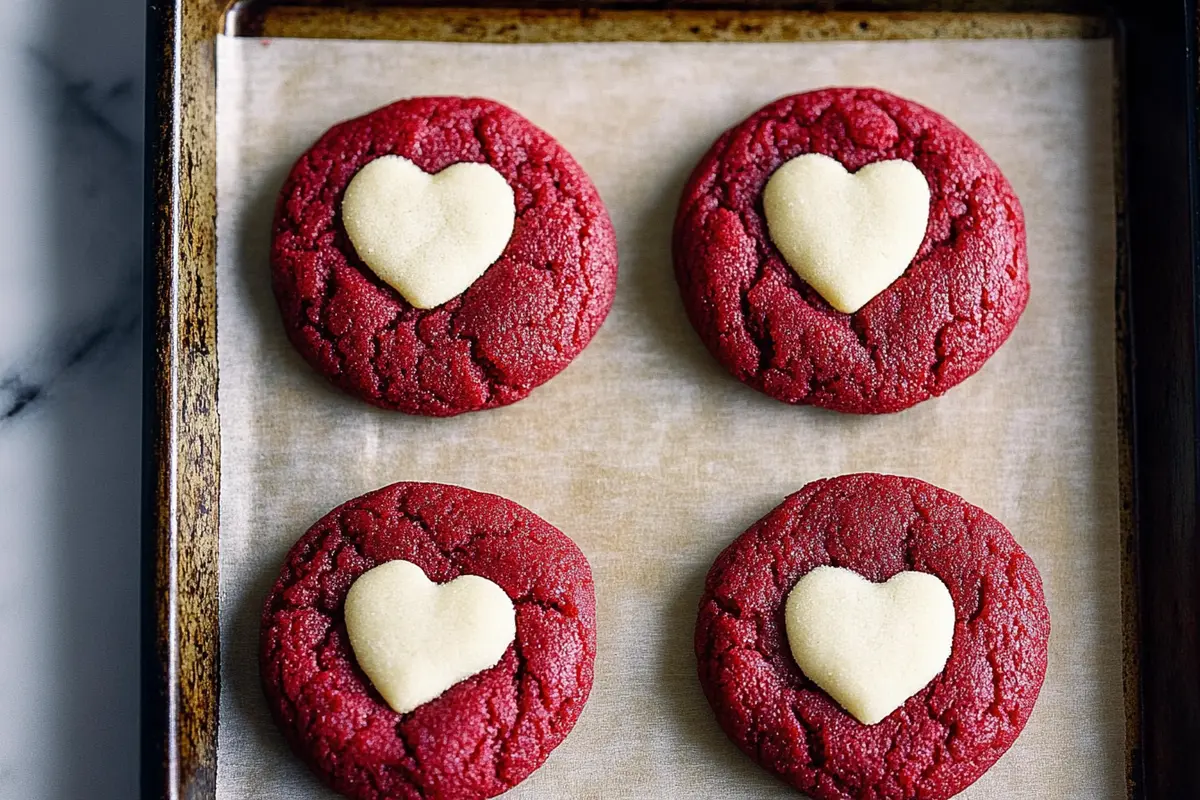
260, 482, 597, 800
271, 97, 618, 416
673, 88, 1029, 413
695, 473, 1049, 799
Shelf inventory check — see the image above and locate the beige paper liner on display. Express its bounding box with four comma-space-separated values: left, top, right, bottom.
215, 36, 1122, 798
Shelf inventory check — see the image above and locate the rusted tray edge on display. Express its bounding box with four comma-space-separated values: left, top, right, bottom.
144, 0, 224, 799
225, 6, 1109, 41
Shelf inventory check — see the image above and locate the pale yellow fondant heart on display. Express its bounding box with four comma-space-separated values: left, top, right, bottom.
344, 560, 516, 715
785, 566, 955, 725
342, 155, 516, 309
763, 153, 930, 314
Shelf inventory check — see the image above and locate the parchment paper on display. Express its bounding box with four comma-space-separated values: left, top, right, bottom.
215, 36, 1121, 799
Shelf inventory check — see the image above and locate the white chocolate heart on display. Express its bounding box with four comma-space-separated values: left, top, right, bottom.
344, 560, 516, 715
763, 153, 930, 314
785, 566, 955, 725
342, 155, 516, 309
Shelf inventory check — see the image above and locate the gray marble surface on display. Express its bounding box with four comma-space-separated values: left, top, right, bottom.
0, 0, 144, 797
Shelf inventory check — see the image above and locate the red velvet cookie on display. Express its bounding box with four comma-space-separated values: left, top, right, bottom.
271, 97, 618, 416
261, 482, 597, 800
674, 88, 1029, 413
695, 473, 1049, 799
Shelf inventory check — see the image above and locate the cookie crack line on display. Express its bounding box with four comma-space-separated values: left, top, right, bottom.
261, 482, 597, 800
673, 87, 1029, 413
695, 474, 1049, 800
270, 96, 618, 417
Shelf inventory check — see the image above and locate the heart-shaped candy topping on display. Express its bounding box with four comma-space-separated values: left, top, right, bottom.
763, 153, 930, 314
344, 560, 516, 714
785, 566, 955, 725
342, 155, 516, 309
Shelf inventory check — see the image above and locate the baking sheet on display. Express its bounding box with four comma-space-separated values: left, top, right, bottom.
214, 35, 1121, 798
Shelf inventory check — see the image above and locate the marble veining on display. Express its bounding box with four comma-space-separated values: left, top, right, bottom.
0, 0, 145, 798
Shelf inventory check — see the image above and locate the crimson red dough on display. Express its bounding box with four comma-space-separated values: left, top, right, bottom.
271, 97, 618, 416
695, 473, 1049, 799
261, 482, 597, 800
674, 88, 1029, 413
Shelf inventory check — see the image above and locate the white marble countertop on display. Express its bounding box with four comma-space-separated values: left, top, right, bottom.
0, 0, 144, 797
